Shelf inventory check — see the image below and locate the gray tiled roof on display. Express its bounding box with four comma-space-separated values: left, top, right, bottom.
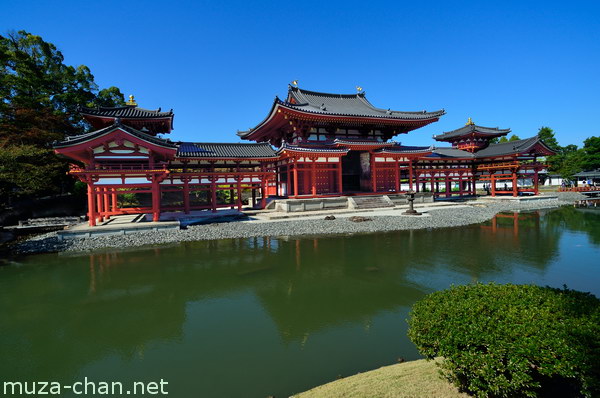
79, 105, 174, 119
434, 124, 510, 141
574, 169, 600, 177
333, 138, 397, 146
286, 86, 446, 120
53, 122, 176, 148
376, 145, 433, 154
430, 147, 474, 158
474, 136, 544, 157
277, 143, 349, 154
177, 142, 277, 158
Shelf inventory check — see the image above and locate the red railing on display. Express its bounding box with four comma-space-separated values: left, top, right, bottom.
69, 163, 169, 173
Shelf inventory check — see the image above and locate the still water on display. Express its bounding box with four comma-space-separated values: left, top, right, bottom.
1, 205, 599, 397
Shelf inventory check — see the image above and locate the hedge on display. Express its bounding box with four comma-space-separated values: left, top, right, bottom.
407, 283, 600, 397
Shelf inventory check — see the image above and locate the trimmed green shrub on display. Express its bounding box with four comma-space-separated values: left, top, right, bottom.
408, 283, 600, 397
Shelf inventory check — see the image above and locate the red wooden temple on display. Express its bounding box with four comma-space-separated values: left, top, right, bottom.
54, 88, 556, 226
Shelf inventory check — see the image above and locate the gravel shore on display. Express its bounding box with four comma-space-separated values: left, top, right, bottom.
13, 192, 588, 255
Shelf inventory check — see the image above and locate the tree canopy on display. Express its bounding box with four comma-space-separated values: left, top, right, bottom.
0, 30, 125, 205
539, 127, 599, 179
537, 126, 560, 151
581, 136, 600, 172
495, 134, 521, 144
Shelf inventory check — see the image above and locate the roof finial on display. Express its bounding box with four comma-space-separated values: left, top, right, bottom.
291, 80, 299, 87
466, 117, 474, 125
126, 95, 137, 106
356, 86, 363, 93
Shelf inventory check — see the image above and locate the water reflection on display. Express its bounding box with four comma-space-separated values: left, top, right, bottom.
1, 206, 599, 397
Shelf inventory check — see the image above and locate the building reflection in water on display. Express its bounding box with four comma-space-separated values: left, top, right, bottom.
82, 209, 567, 346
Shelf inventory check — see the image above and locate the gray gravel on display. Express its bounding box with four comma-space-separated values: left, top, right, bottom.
13, 192, 589, 255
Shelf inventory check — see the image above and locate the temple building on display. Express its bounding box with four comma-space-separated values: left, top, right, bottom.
54, 88, 556, 226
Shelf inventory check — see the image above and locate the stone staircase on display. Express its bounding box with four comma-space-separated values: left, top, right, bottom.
348, 195, 395, 210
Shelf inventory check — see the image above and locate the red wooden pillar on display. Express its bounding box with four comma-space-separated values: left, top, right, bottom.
275, 164, 280, 196
236, 163, 242, 211
286, 160, 291, 197
261, 163, 267, 208
235, 180, 242, 210
211, 162, 217, 213
337, 159, 343, 194
430, 172, 435, 195
371, 154, 377, 193
96, 187, 104, 223
292, 158, 298, 197
211, 179, 217, 213
111, 189, 118, 213
533, 168, 539, 195
87, 183, 97, 227
408, 161, 414, 191
445, 174, 451, 198
415, 172, 420, 193
472, 174, 477, 195
311, 158, 317, 197
394, 159, 400, 193
260, 181, 267, 209
236, 182, 242, 210
103, 187, 110, 219
151, 178, 160, 222
491, 174, 496, 196
183, 177, 190, 214
512, 169, 518, 197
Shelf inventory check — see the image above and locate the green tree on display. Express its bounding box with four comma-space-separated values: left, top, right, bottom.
558, 149, 586, 179
581, 136, 600, 171
0, 30, 125, 206
0, 145, 65, 203
498, 134, 521, 143
537, 126, 560, 151
547, 143, 585, 179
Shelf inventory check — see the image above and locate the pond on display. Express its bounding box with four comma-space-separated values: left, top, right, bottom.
1, 205, 599, 397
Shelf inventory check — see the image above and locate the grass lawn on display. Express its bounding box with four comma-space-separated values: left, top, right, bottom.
291, 359, 470, 398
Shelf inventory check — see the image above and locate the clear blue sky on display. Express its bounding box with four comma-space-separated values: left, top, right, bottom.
2, 0, 599, 147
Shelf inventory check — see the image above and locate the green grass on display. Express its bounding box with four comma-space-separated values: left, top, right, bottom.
292, 359, 470, 398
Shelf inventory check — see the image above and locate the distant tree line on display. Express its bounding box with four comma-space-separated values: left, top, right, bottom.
0, 30, 125, 207
536, 127, 600, 180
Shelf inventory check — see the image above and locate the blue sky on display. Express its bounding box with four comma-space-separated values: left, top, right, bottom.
2, 0, 599, 147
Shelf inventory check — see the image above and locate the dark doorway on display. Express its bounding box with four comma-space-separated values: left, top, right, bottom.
342, 151, 362, 192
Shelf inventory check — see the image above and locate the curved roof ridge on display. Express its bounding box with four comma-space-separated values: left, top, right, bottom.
80, 105, 173, 115
473, 135, 556, 158
184, 141, 273, 146
435, 123, 511, 141
290, 85, 362, 99
53, 122, 176, 149
487, 136, 537, 147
